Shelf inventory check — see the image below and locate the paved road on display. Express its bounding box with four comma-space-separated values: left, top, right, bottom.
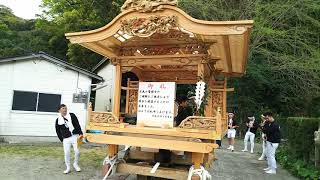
210, 140, 299, 180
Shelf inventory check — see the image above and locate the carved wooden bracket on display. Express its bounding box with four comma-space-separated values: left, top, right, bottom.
178, 116, 216, 130
90, 112, 120, 124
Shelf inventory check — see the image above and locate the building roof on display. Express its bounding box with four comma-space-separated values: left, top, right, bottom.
0, 52, 103, 81
65, 5, 253, 77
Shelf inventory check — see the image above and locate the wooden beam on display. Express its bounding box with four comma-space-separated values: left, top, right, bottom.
116, 163, 189, 180
86, 133, 218, 153
87, 125, 220, 140
120, 41, 217, 48
210, 88, 234, 92
143, 70, 197, 83
128, 150, 193, 165
222, 35, 233, 73
117, 54, 219, 67
81, 43, 111, 58
81, 42, 117, 58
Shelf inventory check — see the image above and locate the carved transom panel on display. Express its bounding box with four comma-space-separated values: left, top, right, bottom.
90, 112, 120, 124
118, 43, 210, 56
128, 89, 138, 114
120, 15, 177, 38
179, 116, 216, 130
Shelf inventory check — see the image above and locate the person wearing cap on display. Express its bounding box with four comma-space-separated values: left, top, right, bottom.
227, 112, 239, 152
242, 116, 259, 153
261, 112, 281, 174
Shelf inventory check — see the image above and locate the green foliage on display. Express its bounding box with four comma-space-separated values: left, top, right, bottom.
180, 0, 320, 119
276, 117, 320, 179
279, 117, 320, 162
277, 148, 320, 180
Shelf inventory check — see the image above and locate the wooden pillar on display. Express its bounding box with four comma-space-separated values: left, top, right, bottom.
108, 64, 122, 158
192, 152, 204, 169
222, 78, 227, 118
216, 107, 222, 138
191, 152, 204, 180
86, 102, 92, 129
125, 78, 130, 114
113, 64, 122, 117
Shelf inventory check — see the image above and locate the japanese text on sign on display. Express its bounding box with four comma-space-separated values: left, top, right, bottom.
137, 82, 176, 128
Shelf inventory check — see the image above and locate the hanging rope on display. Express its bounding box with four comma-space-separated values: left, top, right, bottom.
101, 146, 129, 180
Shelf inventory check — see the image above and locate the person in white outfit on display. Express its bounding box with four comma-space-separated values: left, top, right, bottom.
261, 112, 281, 174
242, 116, 259, 153
55, 104, 83, 174
258, 115, 268, 161
227, 113, 239, 152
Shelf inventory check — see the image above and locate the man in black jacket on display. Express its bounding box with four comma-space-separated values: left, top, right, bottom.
55, 104, 83, 174
262, 112, 281, 174
242, 116, 259, 153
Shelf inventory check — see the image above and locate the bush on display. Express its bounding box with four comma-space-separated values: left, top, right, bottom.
286, 117, 319, 163
276, 117, 320, 179
277, 148, 320, 180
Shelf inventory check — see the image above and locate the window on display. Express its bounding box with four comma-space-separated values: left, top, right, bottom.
12, 91, 61, 113
12, 91, 37, 111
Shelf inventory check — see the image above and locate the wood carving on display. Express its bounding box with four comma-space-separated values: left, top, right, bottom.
90, 112, 120, 124
178, 116, 216, 130
120, 15, 176, 38
211, 91, 223, 116
118, 43, 210, 56
121, 0, 178, 12
128, 90, 138, 114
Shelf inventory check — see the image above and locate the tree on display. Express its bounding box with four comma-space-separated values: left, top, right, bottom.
179, 0, 320, 117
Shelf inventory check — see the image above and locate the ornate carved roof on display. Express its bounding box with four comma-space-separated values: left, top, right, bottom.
121, 0, 178, 12
65, 2, 253, 78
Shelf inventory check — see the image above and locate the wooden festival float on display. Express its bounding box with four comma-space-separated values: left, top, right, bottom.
65, 0, 253, 179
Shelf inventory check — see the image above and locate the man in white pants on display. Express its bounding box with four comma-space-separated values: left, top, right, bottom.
227, 113, 239, 152
261, 112, 281, 174
55, 104, 83, 174
258, 132, 267, 160
242, 116, 259, 153
259, 115, 268, 160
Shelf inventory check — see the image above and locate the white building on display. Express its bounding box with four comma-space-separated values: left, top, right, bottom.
92, 58, 115, 112
0, 52, 102, 142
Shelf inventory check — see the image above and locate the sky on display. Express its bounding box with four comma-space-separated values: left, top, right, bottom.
0, 0, 42, 19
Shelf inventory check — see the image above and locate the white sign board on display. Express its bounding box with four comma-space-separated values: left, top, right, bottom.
137, 82, 176, 128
